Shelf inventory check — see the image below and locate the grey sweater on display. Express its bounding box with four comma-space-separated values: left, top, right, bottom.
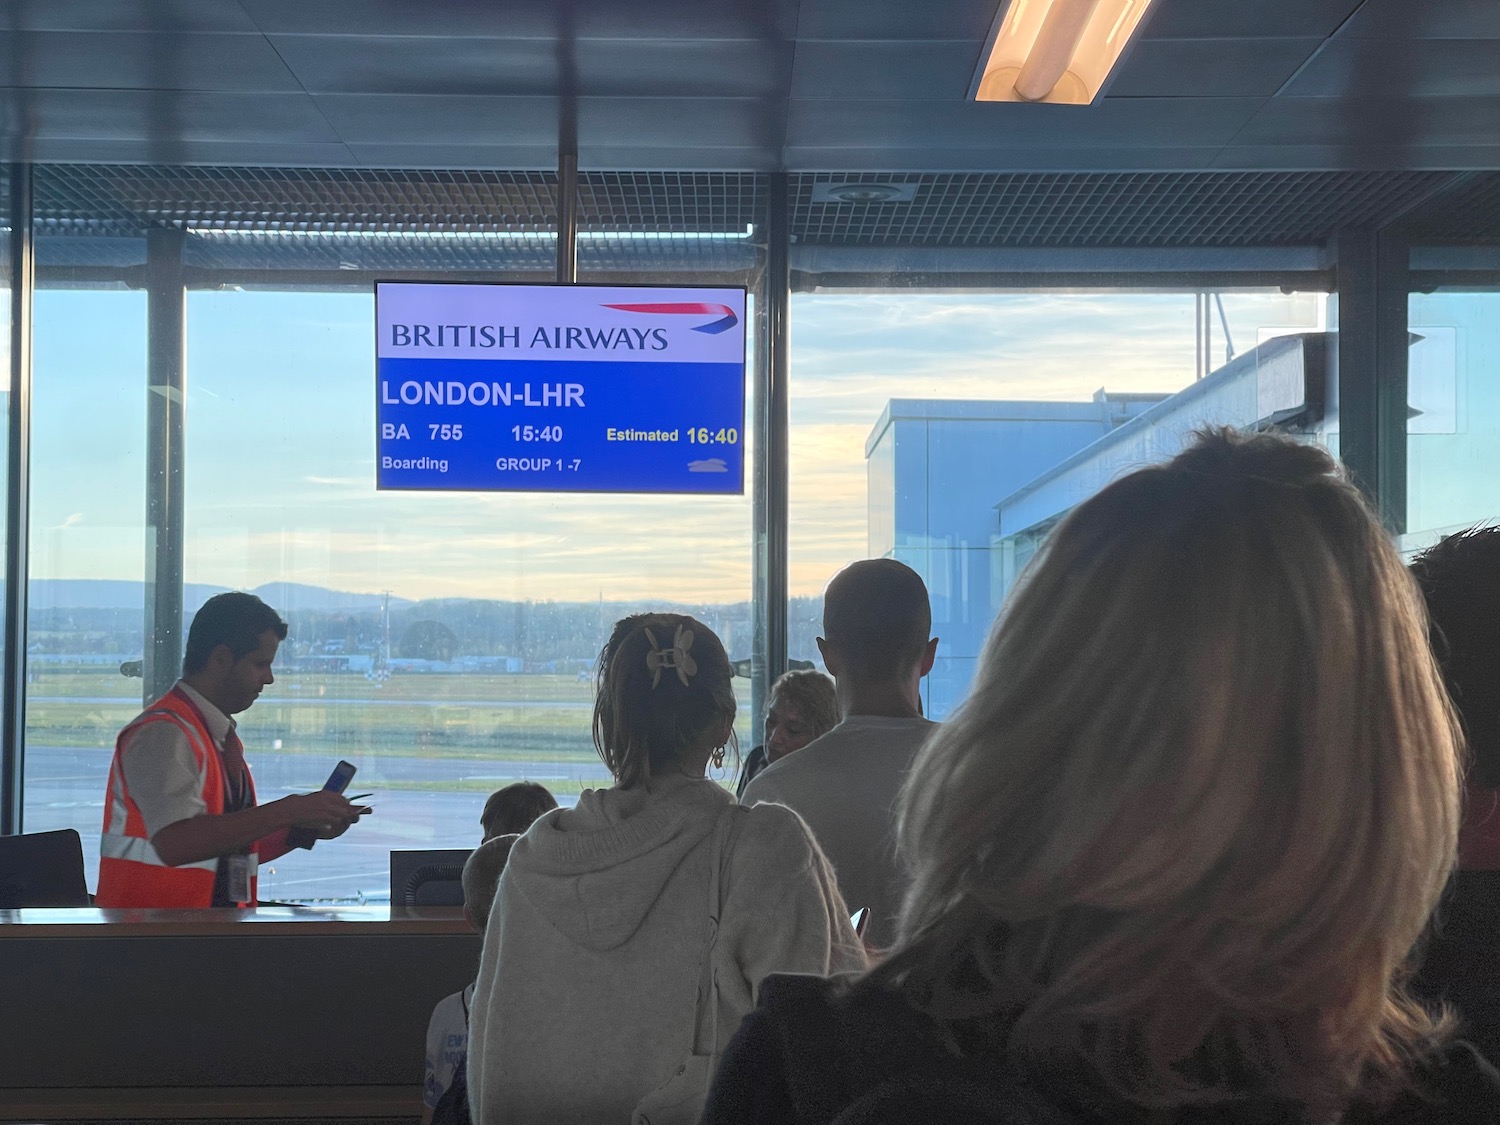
467, 774, 866, 1125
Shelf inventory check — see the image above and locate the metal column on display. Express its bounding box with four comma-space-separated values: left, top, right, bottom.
556, 155, 578, 285
1335, 228, 1409, 532
763, 174, 790, 686
143, 228, 187, 704
2, 165, 34, 834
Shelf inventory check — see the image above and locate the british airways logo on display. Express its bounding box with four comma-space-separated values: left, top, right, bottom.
601, 302, 739, 335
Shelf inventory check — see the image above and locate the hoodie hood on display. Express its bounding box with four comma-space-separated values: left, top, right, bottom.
504, 776, 731, 951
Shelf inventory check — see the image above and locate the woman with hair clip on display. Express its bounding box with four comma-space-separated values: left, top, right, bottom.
702, 429, 1500, 1125
467, 613, 864, 1125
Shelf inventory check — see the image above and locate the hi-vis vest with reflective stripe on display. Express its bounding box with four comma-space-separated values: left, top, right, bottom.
97, 686, 260, 908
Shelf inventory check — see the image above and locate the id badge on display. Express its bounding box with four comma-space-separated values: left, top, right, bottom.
226, 852, 257, 905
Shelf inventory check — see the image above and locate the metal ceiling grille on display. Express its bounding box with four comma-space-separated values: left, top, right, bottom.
23, 166, 1499, 273
1397, 172, 1500, 244
790, 171, 1461, 247
31, 166, 764, 273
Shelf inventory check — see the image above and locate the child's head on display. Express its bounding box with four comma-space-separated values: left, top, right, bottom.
592, 612, 736, 788
480, 781, 558, 841
461, 833, 517, 934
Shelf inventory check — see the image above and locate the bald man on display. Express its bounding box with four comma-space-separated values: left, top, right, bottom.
741, 558, 939, 950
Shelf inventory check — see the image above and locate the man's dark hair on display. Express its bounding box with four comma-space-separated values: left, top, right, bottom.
182, 592, 288, 675
822, 559, 932, 682
480, 781, 559, 840
1411, 526, 1500, 788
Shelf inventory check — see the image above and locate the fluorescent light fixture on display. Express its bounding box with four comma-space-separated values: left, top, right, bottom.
185, 225, 754, 241
974, 0, 1159, 105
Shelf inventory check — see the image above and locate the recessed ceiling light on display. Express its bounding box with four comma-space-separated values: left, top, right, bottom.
811, 183, 918, 204
973, 0, 1160, 106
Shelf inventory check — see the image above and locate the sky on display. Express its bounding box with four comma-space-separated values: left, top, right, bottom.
28, 286, 1326, 604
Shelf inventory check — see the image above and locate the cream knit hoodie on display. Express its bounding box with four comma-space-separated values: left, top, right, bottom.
467, 773, 865, 1125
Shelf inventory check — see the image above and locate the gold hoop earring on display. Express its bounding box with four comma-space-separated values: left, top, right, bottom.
711, 745, 726, 769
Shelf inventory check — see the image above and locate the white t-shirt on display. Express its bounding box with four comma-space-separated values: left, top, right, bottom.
119, 681, 240, 836
423, 982, 474, 1111
740, 715, 938, 951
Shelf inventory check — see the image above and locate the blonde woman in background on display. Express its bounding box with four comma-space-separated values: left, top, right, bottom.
704, 429, 1499, 1125
736, 669, 839, 798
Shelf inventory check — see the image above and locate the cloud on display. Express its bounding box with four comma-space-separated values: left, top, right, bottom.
33, 288, 1325, 603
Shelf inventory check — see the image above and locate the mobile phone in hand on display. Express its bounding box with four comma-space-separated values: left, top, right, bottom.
851, 907, 869, 938
287, 760, 359, 851
323, 760, 357, 794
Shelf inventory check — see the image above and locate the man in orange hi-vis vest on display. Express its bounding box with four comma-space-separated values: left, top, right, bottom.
98, 592, 368, 908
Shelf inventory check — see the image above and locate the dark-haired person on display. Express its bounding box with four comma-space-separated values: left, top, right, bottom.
467, 613, 864, 1125
479, 780, 558, 842
735, 669, 838, 798
741, 559, 938, 950
98, 592, 366, 908
704, 430, 1500, 1125
1412, 525, 1500, 1061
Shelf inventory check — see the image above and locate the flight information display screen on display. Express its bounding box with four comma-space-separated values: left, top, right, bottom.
374, 282, 747, 494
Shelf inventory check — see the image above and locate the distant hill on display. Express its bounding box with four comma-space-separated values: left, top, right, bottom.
246, 582, 410, 614
26, 578, 409, 614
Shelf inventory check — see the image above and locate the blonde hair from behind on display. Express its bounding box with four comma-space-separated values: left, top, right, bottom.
462, 834, 518, 934
884, 428, 1463, 1115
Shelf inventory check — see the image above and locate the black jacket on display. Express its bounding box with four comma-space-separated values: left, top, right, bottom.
701, 973, 1500, 1125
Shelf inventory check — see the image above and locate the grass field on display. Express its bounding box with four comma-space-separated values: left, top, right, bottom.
24, 665, 755, 788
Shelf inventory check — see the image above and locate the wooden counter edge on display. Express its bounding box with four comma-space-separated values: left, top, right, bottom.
0, 1085, 421, 1121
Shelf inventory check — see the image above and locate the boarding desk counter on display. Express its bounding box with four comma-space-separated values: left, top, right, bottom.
0, 906, 480, 1122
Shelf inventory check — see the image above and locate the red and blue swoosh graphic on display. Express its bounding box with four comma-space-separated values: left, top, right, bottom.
602, 301, 739, 335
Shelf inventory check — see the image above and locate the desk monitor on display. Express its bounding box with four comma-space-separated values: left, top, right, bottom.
390, 848, 473, 909
375, 281, 747, 495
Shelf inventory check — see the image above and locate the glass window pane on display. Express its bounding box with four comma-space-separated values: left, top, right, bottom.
22, 287, 149, 885
185, 289, 754, 903
1405, 290, 1500, 549
789, 289, 1325, 719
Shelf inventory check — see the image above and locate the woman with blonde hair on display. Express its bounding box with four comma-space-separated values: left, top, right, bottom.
703, 429, 1499, 1124
735, 668, 839, 797
468, 613, 863, 1125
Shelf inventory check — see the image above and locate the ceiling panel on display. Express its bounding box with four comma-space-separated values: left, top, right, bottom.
794, 0, 995, 41
1107, 39, 1322, 98
0, 90, 340, 143
578, 99, 779, 150
0, 1, 1493, 175
272, 35, 791, 99
1338, 0, 1500, 39
1140, 0, 1361, 40
790, 41, 983, 101
1283, 39, 1500, 99
312, 95, 561, 147
787, 97, 1266, 150
242, 0, 797, 40
0, 31, 301, 92
1236, 97, 1500, 148
0, 0, 259, 33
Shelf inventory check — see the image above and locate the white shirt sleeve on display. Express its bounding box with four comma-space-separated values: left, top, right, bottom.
118, 719, 209, 838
